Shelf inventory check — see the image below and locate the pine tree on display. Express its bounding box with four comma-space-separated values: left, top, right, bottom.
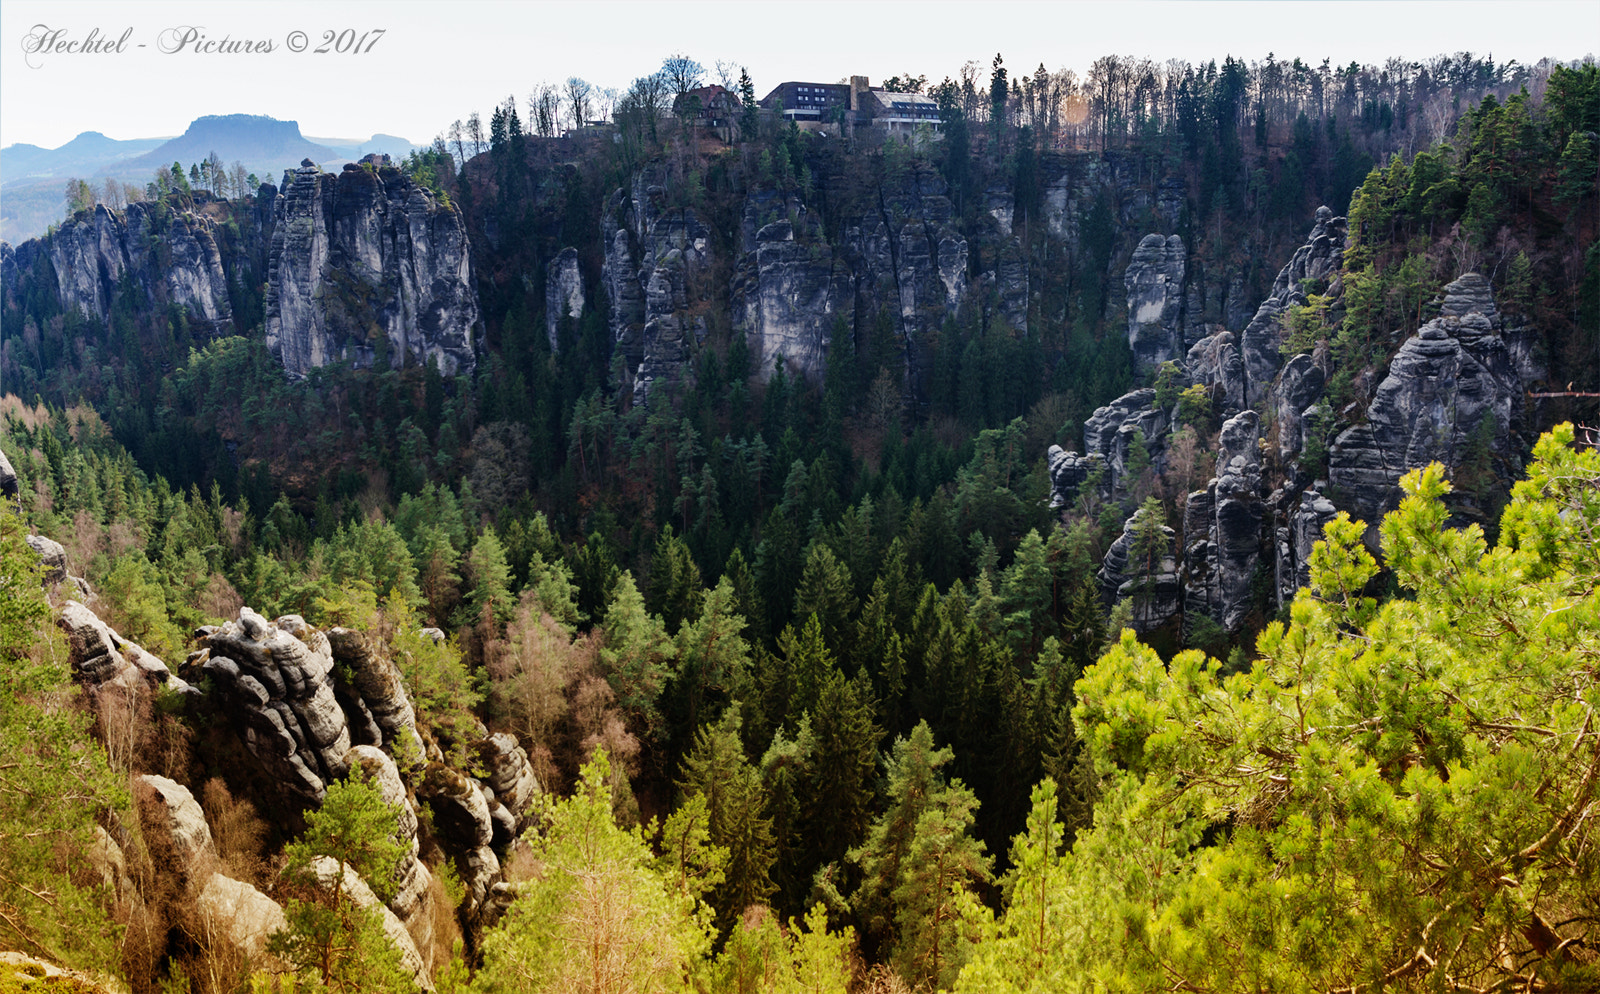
463, 529, 514, 627
794, 543, 858, 656
267, 772, 413, 992
0, 512, 127, 976
649, 525, 705, 634
678, 710, 778, 932
480, 750, 710, 993
600, 571, 676, 742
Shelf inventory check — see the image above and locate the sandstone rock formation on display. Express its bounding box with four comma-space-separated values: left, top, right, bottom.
40, 202, 235, 334
1186, 331, 1246, 415
1328, 273, 1523, 526
1046, 446, 1102, 509
1082, 388, 1169, 493
1125, 234, 1186, 370
1099, 506, 1182, 631
345, 746, 435, 947
27, 533, 68, 584
1239, 207, 1346, 406
475, 732, 541, 833
731, 213, 848, 385
1276, 490, 1339, 606
545, 247, 585, 351
196, 872, 289, 962
309, 856, 433, 991
136, 775, 216, 880
601, 169, 715, 402
265, 160, 478, 379
326, 627, 420, 752
1274, 353, 1327, 466
1182, 411, 1266, 632
59, 599, 192, 695
200, 608, 351, 803
0, 448, 17, 498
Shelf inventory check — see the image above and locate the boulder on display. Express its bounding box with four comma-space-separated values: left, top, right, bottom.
136, 775, 215, 880
196, 872, 288, 962
26, 533, 67, 584
0, 447, 17, 498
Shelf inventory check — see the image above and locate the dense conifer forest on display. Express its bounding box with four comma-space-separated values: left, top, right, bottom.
0, 48, 1597, 993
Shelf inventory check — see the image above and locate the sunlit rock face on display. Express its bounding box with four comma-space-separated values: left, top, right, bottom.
266, 160, 478, 378
1328, 273, 1523, 526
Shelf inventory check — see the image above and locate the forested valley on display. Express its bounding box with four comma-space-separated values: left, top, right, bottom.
1, 49, 1598, 993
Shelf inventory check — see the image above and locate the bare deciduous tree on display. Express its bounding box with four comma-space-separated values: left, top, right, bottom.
565, 77, 593, 131
661, 53, 705, 97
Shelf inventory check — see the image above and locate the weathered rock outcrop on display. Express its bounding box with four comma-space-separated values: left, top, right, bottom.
1186, 331, 1247, 415
27, 533, 68, 584
1276, 490, 1339, 606
1099, 506, 1182, 631
1046, 446, 1103, 509
545, 246, 585, 351
345, 746, 435, 946
1082, 388, 1169, 493
731, 212, 850, 385
136, 775, 214, 881
601, 169, 715, 402
326, 627, 419, 752
1182, 411, 1266, 632
1274, 353, 1327, 467
200, 608, 351, 803
475, 732, 541, 833
1328, 273, 1523, 525
265, 160, 478, 379
59, 599, 192, 694
0, 448, 17, 498
43, 202, 235, 334
1239, 207, 1346, 406
417, 762, 500, 922
1125, 234, 1186, 370
309, 856, 433, 991
196, 872, 289, 962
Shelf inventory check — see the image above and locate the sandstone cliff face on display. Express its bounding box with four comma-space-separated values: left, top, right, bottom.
265, 160, 479, 379
41, 202, 235, 334
1238, 207, 1346, 406
1125, 234, 1187, 370
1181, 410, 1266, 633
600, 169, 715, 402
545, 246, 585, 351
1099, 506, 1182, 632
1328, 273, 1524, 526
1056, 207, 1541, 637
730, 197, 851, 386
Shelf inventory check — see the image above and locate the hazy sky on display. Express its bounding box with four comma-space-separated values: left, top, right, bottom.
3, 0, 1595, 150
